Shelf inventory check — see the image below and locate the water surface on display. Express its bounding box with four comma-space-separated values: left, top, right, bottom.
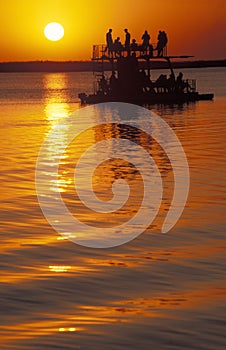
0, 68, 226, 349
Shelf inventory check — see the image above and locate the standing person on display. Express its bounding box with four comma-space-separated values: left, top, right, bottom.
162, 31, 168, 55
156, 30, 163, 57
167, 73, 175, 92
99, 74, 108, 94
106, 29, 113, 55
176, 72, 185, 91
141, 30, 151, 52
124, 28, 131, 51
109, 71, 118, 94
156, 30, 168, 57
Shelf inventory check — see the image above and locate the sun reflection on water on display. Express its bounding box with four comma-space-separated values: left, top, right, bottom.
41, 73, 74, 195
45, 102, 70, 122
43, 73, 70, 124
49, 265, 72, 272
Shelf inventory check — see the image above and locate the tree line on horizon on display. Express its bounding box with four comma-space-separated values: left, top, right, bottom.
0, 60, 225, 73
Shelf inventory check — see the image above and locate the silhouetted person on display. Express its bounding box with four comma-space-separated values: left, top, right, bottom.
155, 74, 168, 92
167, 73, 175, 92
149, 43, 154, 57
156, 30, 168, 57
131, 39, 138, 53
124, 28, 131, 51
114, 37, 123, 56
109, 71, 118, 94
176, 72, 192, 92
106, 29, 113, 55
162, 31, 168, 54
176, 72, 186, 92
156, 31, 163, 56
141, 30, 151, 53
99, 75, 108, 94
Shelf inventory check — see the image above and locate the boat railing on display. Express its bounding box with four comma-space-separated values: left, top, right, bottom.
92, 44, 167, 60
93, 45, 107, 60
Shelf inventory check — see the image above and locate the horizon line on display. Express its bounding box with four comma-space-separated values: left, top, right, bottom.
0, 58, 226, 64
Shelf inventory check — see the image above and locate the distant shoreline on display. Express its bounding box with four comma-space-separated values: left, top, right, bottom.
0, 59, 225, 73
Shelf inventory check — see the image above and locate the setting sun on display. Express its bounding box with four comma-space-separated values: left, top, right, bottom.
44, 22, 64, 42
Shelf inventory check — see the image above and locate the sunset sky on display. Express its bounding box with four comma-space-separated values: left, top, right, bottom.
0, 0, 225, 62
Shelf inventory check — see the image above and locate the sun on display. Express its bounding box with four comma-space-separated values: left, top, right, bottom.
44, 22, 64, 42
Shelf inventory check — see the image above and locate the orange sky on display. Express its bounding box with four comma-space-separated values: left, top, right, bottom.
0, 0, 225, 61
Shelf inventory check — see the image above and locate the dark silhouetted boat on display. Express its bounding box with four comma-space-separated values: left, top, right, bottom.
78, 42, 214, 105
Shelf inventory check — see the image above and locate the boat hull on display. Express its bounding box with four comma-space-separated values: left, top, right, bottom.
78, 92, 214, 105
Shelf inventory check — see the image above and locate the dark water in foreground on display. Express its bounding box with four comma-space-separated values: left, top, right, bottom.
0, 68, 226, 349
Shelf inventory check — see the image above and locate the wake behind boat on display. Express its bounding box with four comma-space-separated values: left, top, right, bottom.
78, 29, 214, 105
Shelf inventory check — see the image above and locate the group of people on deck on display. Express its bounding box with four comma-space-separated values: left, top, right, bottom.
98, 70, 192, 95
138, 71, 192, 93
106, 29, 168, 57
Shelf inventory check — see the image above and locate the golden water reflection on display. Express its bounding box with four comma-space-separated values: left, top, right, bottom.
2, 285, 226, 346
1, 70, 226, 349
42, 73, 73, 195
45, 102, 70, 122
49, 265, 72, 272
43, 73, 70, 124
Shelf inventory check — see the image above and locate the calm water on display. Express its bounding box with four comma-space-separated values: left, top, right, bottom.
0, 68, 226, 349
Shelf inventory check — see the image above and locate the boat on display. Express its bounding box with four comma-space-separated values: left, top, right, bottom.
78, 41, 214, 105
